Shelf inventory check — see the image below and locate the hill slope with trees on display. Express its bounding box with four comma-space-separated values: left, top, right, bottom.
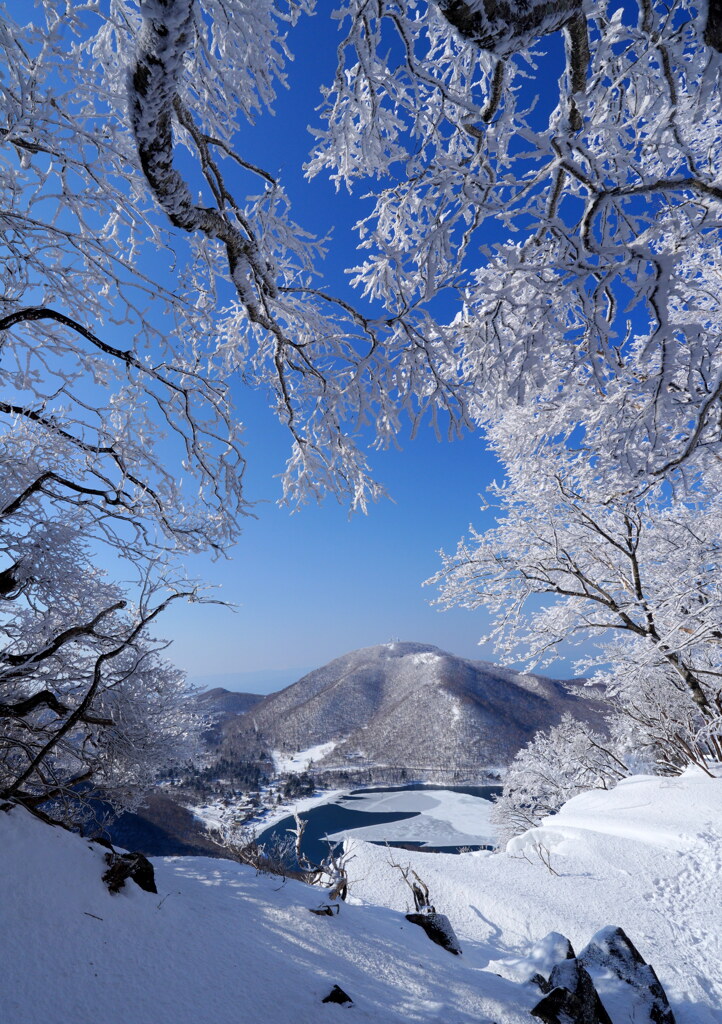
216, 642, 605, 784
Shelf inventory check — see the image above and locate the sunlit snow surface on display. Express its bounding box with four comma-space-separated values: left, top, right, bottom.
347, 768, 722, 1023
3, 768, 722, 1024
272, 741, 339, 773
326, 789, 497, 847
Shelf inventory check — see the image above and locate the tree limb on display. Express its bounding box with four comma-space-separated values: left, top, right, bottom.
0, 689, 69, 719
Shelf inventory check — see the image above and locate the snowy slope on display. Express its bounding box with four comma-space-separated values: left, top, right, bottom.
0, 807, 528, 1024
347, 768, 722, 1023
2, 769, 721, 1024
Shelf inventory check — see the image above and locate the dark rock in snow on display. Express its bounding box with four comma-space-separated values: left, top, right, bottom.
531, 958, 612, 1024
578, 926, 676, 1024
406, 911, 462, 955
309, 903, 340, 916
322, 984, 353, 1005
89, 834, 114, 851
529, 973, 552, 993
102, 851, 157, 894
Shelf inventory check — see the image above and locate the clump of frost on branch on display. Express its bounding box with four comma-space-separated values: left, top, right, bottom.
310, 0, 722, 494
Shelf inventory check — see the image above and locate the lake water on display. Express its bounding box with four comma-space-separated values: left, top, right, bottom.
258, 783, 501, 864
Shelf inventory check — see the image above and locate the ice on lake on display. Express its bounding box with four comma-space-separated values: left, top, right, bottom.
325, 788, 497, 848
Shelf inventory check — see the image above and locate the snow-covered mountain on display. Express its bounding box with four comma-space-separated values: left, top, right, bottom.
224, 641, 605, 779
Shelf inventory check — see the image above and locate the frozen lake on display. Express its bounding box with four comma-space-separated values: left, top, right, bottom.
258, 784, 500, 863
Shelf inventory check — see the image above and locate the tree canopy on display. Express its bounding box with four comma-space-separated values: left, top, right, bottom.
2, 0, 722, 818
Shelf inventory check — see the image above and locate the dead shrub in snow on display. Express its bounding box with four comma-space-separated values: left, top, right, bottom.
208, 811, 352, 896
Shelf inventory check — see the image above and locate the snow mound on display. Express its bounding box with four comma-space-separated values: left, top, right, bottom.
509, 770, 722, 854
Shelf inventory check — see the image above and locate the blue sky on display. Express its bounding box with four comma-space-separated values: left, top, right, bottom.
159, 9, 564, 692
164, 404, 502, 692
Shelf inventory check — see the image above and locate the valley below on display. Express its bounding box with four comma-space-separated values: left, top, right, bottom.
107, 641, 605, 859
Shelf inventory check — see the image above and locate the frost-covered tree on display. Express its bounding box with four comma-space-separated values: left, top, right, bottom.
0, 5, 245, 547
51, 0, 722, 503
4, 0, 717, 500
432, 456, 722, 770
0, 488, 203, 822
491, 713, 630, 845
600, 638, 722, 774
0, 415, 210, 820
2, 0, 716, 505
0, 4, 244, 821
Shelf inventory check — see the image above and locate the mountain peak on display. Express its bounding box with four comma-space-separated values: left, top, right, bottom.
221, 643, 603, 782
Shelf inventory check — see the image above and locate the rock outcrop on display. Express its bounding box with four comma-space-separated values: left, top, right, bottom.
578, 926, 676, 1024
530, 926, 676, 1024
405, 910, 462, 955
102, 851, 157, 894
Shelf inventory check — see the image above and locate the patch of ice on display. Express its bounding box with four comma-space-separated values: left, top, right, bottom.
327, 789, 497, 848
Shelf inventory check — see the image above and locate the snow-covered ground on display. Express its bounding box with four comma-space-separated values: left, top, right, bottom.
327, 788, 496, 848
347, 769, 722, 1022
272, 741, 339, 774
2, 768, 721, 1023
0, 806, 525, 1024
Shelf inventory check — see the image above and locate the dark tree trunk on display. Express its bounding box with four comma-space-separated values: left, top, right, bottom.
435, 0, 584, 53
705, 0, 722, 51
